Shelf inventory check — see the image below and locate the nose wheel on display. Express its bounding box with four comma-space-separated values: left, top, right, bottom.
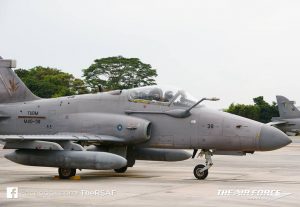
193, 150, 213, 180
193, 164, 208, 179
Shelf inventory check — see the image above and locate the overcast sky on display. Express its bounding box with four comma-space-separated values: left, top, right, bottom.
1, 0, 300, 109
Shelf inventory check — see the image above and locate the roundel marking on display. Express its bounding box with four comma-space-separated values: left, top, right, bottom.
117, 124, 123, 131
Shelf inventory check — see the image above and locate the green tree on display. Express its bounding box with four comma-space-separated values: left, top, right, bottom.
253, 96, 279, 123
226, 103, 260, 121
15, 67, 89, 98
225, 96, 279, 123
82, 56, 157, 91
71, 78, 90, 95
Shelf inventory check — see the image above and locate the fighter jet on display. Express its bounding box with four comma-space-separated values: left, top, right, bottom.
0, 58, 292, 180
269, 95, 300, 136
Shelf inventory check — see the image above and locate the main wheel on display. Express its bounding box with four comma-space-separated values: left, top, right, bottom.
193, 164, 208, 180
58, 168, 76, 179
114, 166, 128, 173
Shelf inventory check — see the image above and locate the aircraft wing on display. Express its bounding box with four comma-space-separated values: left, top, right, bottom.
0, 134, 126, 150
0, 134, 124, 142
266, 121, 288, 126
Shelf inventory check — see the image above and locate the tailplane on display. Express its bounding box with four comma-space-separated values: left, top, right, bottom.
276, 95, 300, 118
0, 57, 39, 104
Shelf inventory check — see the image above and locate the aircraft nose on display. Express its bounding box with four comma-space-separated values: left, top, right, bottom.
259, 125, 292, 151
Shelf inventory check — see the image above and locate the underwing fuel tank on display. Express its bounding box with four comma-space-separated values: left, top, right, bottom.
134, 148, 192, 161
5, 150, 127, 170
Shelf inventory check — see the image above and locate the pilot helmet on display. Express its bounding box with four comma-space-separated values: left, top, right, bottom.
164, 91, 174, 101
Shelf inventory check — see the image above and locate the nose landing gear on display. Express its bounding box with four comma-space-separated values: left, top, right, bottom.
193, 150, 213, 180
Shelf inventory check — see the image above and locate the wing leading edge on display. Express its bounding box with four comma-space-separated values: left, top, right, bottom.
0, 133, 127, 150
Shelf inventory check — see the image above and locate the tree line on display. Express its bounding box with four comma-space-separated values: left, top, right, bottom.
225, 96, 279, 123
15, 56, 157, 98
15, 56, 278, 123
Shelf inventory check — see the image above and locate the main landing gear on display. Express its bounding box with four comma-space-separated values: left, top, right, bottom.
192, 149, 213, 180
114, 166, 128, 173
58, 167, 76, 179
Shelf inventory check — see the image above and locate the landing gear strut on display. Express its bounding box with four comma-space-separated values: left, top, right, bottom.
58, 167, 76, 179
193, 150, 213, 180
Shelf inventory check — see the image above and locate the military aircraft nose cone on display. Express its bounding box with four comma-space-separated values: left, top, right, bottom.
259, 125, 292, 151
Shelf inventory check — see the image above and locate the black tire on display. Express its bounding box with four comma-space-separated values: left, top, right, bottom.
193, 164, 208, 180
58, 168, 76, 179
70, 169, 76, 177
114, 166, 128, 173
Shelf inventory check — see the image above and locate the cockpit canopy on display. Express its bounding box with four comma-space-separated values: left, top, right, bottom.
128, 85, 198, 107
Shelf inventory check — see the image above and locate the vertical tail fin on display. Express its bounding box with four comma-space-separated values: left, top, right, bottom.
0, 57, 39, 104
276, 95, 300, 118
